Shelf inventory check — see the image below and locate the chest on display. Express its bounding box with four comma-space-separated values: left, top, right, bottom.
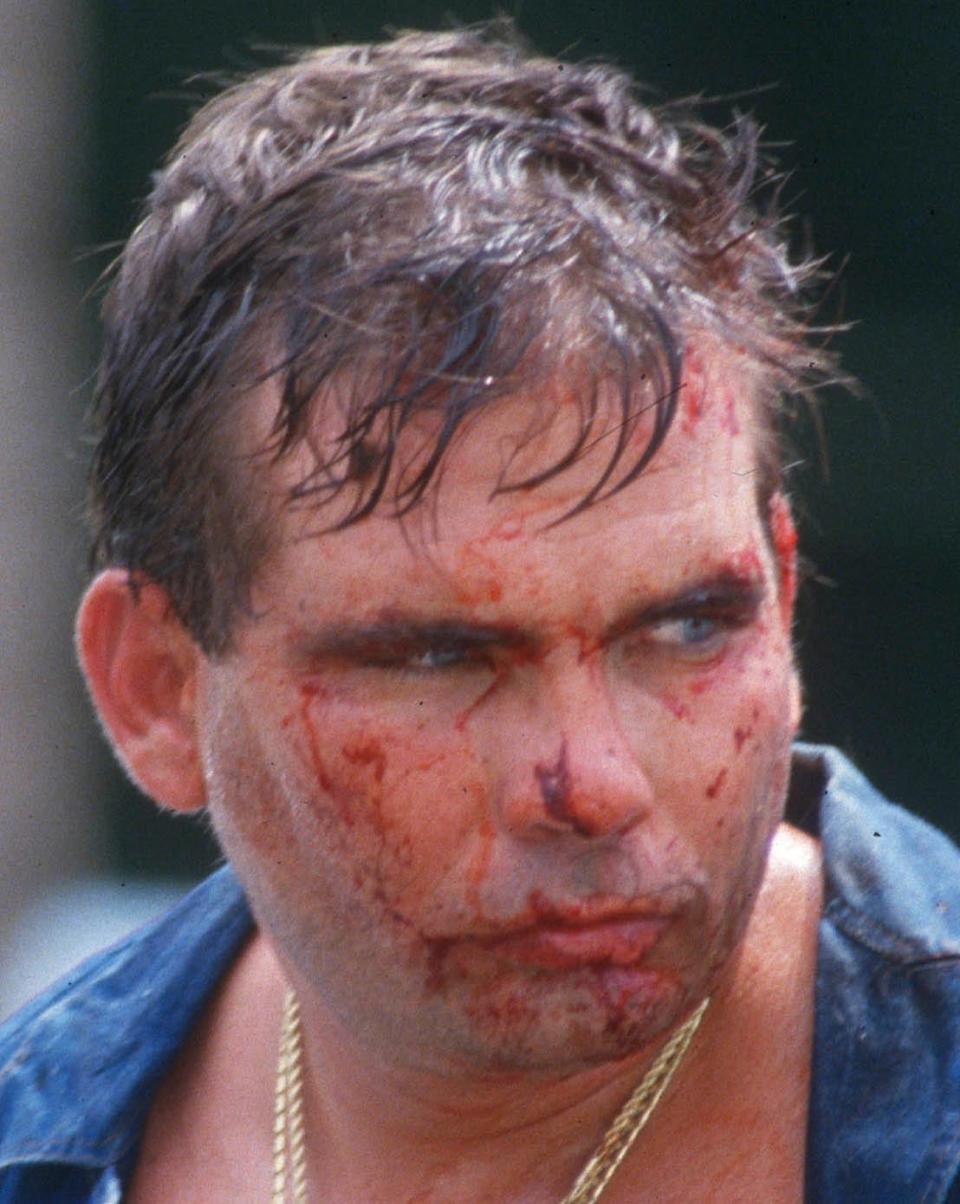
127, 1060, 810, 1204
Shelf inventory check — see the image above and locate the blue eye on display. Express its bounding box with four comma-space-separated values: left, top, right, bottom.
641, 615, 728, 658
676, 617, 722, 644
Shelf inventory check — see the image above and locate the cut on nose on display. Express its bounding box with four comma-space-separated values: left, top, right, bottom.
534, 740, 575, 825
511, 732, 652, 840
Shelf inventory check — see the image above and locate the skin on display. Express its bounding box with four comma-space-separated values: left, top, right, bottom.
79, 345, 820, 1201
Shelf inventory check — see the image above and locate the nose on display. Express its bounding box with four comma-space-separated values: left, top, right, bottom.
496, 667, 654, 841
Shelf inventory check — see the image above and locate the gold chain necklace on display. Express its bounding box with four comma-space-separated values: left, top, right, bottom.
272, 990, 708, 1204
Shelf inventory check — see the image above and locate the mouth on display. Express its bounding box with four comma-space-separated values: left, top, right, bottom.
476, 915, 671, 970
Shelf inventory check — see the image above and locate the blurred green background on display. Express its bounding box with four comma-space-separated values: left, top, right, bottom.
88, 0, 959, 877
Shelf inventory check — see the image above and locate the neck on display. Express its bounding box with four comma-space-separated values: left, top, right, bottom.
277, 964, 723, 1204
264, 824, 820, 1203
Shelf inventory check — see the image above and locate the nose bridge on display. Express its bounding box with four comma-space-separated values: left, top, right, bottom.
501, 648, 653, 839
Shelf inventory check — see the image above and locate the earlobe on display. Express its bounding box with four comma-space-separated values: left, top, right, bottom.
76, 569, 206, 812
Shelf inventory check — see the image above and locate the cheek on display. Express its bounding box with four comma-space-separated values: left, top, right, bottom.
290, 686, 487, 909
199, 681, 317, 885
643, 634, 795, 836
694, 685, 795, 905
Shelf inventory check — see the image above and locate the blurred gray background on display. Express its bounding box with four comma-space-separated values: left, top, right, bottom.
2, 0, 957, 1016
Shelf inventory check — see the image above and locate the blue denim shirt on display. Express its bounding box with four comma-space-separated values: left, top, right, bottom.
1, 746, 959, 1202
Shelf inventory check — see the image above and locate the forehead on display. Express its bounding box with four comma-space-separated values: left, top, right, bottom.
250, 343, 766, 617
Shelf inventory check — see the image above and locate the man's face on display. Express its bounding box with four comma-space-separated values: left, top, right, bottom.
196, 346, 800, 1076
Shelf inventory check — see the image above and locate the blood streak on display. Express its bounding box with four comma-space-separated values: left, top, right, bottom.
719, 385, 741, 436
724, 545, 763, 579
476, 515, 525, 544
454, 666, 507, 732
454, 539, 504, 605
688, 673, 714, 696
342, 736, 387, 784
661, 694, 691, 721
733, 725, 753, 753
705, 767, 728, 799
465, 819, 496, 913
680, 349, 707, 435
769, 493, 798, 603
559, 621, 601, 664
298, 685, 353, 825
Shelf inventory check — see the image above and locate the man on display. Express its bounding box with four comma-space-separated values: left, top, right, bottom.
1, 23, 958, 1203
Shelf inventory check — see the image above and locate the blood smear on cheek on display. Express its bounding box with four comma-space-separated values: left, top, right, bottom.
341, 736, 387, 784
298, 685, 353, 826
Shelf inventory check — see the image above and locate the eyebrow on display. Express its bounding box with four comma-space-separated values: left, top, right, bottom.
296, 617, 531, 659
294, 572, 766, 660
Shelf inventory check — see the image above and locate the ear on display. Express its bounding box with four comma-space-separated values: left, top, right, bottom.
768, 492, 803, 732
76, 569, 206, 812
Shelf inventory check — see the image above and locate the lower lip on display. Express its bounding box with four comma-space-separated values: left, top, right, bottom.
483, 918, 670, 970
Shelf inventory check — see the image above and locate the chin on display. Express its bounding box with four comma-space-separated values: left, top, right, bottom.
434, 963, 691, 1076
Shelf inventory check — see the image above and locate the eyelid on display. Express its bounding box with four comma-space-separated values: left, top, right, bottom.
643, 584, 765, 624
607, 582, 765, 644
330, 635, 499, 673
317, 621, 522, 653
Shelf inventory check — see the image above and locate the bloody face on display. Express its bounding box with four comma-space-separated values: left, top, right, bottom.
195, 346, 800, 1076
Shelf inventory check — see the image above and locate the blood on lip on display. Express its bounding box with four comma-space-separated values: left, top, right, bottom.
481, 916, 669, 970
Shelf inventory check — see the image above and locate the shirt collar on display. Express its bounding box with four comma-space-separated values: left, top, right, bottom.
799, 742, 960, 1200
0, 864, 252, 1169
794, 742, 960, 959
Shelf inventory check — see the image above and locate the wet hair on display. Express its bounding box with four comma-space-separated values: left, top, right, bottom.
89, 20, 837, 655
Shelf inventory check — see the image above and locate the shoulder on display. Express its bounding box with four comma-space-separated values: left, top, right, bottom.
0, 866, 253, 1185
